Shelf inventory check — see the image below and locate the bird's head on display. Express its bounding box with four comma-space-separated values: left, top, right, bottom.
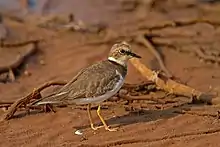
108, 41, 141, 67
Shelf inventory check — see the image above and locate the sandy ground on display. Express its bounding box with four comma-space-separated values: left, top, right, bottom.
1, 0, 220, 147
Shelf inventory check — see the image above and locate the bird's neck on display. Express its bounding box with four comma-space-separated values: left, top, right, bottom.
108, 57, 127, 68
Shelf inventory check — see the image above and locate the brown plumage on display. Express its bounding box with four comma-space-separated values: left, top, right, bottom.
34, 60, 127, 105
32, 41, 141, 131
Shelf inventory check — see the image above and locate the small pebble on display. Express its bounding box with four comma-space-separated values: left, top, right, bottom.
40, 60, 46, 65
74, 130, 83, 135
24, 70, 32, 76
199, 58, 205, 63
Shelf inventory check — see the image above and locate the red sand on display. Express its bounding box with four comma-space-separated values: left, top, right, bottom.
1, 0, 220, 147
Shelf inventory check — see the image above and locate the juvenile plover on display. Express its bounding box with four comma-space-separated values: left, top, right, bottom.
33, 41, 141, 131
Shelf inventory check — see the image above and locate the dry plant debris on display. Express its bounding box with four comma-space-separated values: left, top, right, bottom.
1, 81, 67, 121
129, 58, 219, 104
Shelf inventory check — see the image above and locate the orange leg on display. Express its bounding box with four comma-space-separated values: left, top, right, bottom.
96, 105, 118, 131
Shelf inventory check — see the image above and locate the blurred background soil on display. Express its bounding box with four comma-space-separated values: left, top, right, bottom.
1, 0, 220, 147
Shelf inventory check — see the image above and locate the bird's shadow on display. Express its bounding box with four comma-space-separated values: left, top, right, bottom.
73, 103, 203, 130
7, 102, 206, 130
8, 110, 47, 119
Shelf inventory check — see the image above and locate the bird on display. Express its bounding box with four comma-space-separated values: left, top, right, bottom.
32, 41, 141, 131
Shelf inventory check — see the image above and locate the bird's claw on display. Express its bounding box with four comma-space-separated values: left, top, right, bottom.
91, 124, 104, 130
105, 126, 118, 132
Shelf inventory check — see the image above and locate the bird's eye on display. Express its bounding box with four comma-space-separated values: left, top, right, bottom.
120, 49, 126, 54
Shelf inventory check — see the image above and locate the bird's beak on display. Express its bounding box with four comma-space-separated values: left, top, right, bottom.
129, 52, 141, 58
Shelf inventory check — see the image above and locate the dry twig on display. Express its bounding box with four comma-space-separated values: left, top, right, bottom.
1, 81, 66, 121
194, 47, 220, 63
129, 58, 220, 105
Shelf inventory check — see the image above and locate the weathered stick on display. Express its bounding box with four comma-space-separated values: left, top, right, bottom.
129, 58, 220, 105
1, 81, 66, 121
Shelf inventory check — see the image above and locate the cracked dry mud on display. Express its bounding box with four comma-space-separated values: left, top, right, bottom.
0, 43, 37, 82
0, 19, 41, 83
1, 0, 220, 147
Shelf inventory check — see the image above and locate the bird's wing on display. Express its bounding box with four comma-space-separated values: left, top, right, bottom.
64, 69, 123, 104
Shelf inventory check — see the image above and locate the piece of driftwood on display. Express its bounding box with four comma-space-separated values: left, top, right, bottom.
129, 58, 220, 105
1, 81, 66, 121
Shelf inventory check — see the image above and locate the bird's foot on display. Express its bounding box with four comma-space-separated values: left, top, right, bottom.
91, 124, 118, 131
104, 126, 118, 132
